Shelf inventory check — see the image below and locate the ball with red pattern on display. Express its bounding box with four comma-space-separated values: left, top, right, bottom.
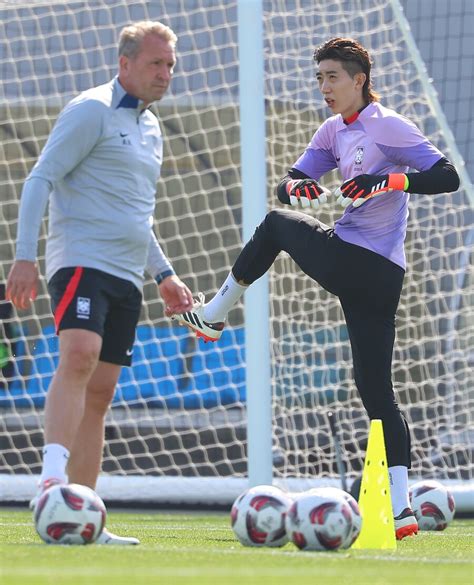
34, 483, 106, 544
308, 487, 362, 549
231, 485, 293, 547
409, 480, 455, 531
285, 491, 353, 551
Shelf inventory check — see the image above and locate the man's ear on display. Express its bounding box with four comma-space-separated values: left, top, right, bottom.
354, 71, 366, 91
119, 54, 129, 76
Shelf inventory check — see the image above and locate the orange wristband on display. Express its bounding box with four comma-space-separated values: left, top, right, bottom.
388, 174, 409, 191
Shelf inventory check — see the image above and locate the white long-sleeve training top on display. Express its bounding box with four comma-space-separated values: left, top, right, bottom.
16, 77, 174, 290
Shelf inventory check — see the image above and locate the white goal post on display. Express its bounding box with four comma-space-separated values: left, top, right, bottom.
0, 0, 472, 512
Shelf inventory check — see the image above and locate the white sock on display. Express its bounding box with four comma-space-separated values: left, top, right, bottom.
40, 443, 70, 485
202, 272, 247, 322
389, 465, 410, 517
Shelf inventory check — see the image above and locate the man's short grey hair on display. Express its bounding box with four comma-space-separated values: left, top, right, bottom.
118, 21, 177, 58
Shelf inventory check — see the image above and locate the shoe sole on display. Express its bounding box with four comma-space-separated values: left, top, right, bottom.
396, 523, 418, 540
175, 317, 220, 343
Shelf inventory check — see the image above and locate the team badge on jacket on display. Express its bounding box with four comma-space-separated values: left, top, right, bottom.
354, 147, 364, 165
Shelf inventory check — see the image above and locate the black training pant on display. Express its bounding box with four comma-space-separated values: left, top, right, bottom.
233, 208, 410, 468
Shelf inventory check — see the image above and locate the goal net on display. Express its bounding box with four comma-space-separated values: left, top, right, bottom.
1, 0, 472, 508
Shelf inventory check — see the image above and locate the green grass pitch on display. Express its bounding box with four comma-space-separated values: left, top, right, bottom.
1, 508, 473, 585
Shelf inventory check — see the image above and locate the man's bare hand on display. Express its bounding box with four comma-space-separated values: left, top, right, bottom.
6, 260, 39, 310
158, 275, 193, 316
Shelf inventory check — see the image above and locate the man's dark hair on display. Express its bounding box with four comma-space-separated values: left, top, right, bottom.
314, 37, 380, 103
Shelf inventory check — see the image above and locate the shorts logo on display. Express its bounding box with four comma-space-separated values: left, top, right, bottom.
354, 147, 364, 165
76, 297, 91, 319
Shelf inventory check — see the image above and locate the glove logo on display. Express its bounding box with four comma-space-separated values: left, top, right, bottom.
354, 147, 364, 166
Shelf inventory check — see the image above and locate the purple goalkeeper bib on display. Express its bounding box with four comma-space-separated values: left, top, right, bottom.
293, 102, 443, 268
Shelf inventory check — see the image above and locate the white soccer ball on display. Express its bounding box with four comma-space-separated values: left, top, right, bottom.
231, 484, 293, 547
409, 480, 455, 531
286, 491, 353, 551
309, 487, 362, 548
34, 483, 107, 544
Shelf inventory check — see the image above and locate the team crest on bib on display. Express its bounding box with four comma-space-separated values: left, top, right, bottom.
77, 297, 91, 319
354, 147, 364, 165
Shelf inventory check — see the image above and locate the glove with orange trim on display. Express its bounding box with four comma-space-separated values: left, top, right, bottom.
286, 178, 332, 210
335, 174, 409, 208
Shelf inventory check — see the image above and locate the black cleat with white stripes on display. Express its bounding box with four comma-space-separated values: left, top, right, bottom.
171, 292, 225, 343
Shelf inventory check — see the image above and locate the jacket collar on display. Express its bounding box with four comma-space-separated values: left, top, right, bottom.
113, 77, 147, 112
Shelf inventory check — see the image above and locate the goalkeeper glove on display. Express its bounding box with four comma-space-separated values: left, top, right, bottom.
286, 178, 331, 210
335, 173, 409, 208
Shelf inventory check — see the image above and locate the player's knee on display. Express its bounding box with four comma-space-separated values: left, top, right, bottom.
57, 330, 101, 377
264, 209, 284, 228
58, 345, 100, 379
258, 209, 285, 241
85, 383, 115, 415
